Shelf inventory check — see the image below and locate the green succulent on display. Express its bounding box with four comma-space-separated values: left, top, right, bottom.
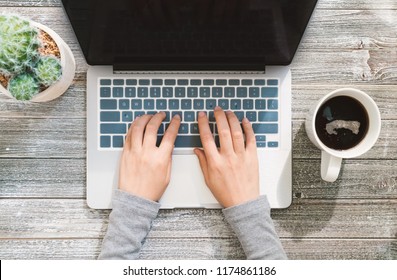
7, 73, 40, 101
0, 15, 40, 76
34, 56, 62, 87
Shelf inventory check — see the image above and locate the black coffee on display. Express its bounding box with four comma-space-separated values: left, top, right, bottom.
315, 96, 369, 150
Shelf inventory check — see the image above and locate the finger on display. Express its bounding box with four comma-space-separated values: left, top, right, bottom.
225, 111, 245, 154
194, 148, 209, 184
197, 111, 218, 156
160, 114, 181, 153
124, 119, 134, 151
214, 107, 233, 153
242, 117, 257, 151
143, 112, 166, 147
129, 114, 153, 148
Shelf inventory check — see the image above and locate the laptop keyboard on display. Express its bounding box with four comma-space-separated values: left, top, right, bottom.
98, 78, 280, 149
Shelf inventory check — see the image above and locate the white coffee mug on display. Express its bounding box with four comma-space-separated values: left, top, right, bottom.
305, 88, 381, 182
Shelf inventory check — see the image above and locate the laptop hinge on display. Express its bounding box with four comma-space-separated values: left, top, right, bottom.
113, 70, 266, 75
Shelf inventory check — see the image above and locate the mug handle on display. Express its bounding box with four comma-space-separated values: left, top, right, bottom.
321, 151, 342, 182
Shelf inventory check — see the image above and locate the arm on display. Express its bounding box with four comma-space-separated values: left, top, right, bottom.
194, 107, 287, 259
223, 196, 287, 260
99, 112, 181, 260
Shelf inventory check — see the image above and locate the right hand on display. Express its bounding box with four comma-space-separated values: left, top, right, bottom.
194, 107, 260, 208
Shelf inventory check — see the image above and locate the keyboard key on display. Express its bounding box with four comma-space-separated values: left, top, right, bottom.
150, 87, 161, 97
100, 79, 111, 86
178, 79, 189, 85
172, 111, 183, 121
113, 136, 124, 148
138, 87, 148, 97
164, 111, 171, 121
267, 99, 278, 110
113, 79, 124, 85
261, 87, 278, 97
179, 123, 189, 134
126, 79, 137, 85
119, 99, 130, 110
242, 79, 253, 86
258, 112, 278, 122
135, 111, 145, 118
268, 141, 279, 148
113, 87, 123, 97
203, 79, 214, 86
193, 99, 204, 109
249, 87, 260, 97
158, 123, 164, 134
255, 135, 266, 142
253, 124, 278, 134
100, 87, 111, 97
257, 142, 266, 148
216, 79, 227, 85
190, 79, 201, 86
122, 111, 133, 122
163, 87, 173, 97
152, 79, 163, 85
254, 79, 266, 86
175, 87, 186, 97
212, 87, 223, 97
200, 87, 211, 97
267, 79, 278, 86
131, 100, 142, 109
125, 87, 136, 97
208, 111, 215, 122
187, 87, 198, 97
229, 79, 240, 86
184, 111, 195, 122
218, 99, 229, 110
206, 99, 217, 110
234, 111, 244, 121
169, 99, 180, 109
255, 99, 266, 109
175, 136, 202, 147
156, 99, 167, 110
100, 111, 120, 122
237, 87, 247, 97
101, 123, 126, 134
144, 99, 155, 110
181, 99, 192, 110
190, 123, 199, 134
246, 111, 257, 122
100, 136, 111, 147
224, 87, 235, 97
100, 99, 117, 110
139, 79, 150, 85
243, 99, 253, 109
164, 79, 176, 85
230, 99, 241, 110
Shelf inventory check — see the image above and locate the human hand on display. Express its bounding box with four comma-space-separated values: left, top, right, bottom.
119, 112, 181, 201
194, 107, 260, 208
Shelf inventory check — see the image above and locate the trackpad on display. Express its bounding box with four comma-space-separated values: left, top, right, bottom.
159, 155, 219, 208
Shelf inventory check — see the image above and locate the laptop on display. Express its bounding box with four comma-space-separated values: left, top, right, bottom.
61, 0, 318, 209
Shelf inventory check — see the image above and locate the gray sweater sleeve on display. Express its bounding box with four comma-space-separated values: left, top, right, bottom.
98, 189, 160, 260
222, 195, 287, 260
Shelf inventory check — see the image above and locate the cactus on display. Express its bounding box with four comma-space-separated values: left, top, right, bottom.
0, 15, 40, 76
34, 56, 62, 87
7, 73, 40, 101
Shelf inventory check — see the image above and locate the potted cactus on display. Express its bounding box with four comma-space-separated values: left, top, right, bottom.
0, 14, 75, 102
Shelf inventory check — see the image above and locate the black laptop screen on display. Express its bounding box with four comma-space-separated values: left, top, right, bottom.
62, 0, 317, 70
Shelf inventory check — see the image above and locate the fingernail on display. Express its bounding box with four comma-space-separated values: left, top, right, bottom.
225, 110, 232, 115
242, 117, 250, 124
198, 111, 205, 117
214, 106, 222, 111
173, 114, 181, 120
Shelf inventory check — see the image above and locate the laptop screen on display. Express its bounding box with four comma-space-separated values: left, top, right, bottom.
62, 0, 317, 70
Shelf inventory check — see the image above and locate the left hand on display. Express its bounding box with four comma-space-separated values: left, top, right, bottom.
118, 112, 181, 201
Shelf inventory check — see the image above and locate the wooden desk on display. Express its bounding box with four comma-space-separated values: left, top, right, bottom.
0, 0, 396, 259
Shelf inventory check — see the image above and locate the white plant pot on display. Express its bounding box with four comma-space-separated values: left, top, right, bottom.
0, 21, 76, 102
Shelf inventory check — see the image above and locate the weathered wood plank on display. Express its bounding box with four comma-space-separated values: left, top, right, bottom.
0, 158, 85, 198
0, 238, 395, 260
1, 158, 396, 200
1, 199, 397, 239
